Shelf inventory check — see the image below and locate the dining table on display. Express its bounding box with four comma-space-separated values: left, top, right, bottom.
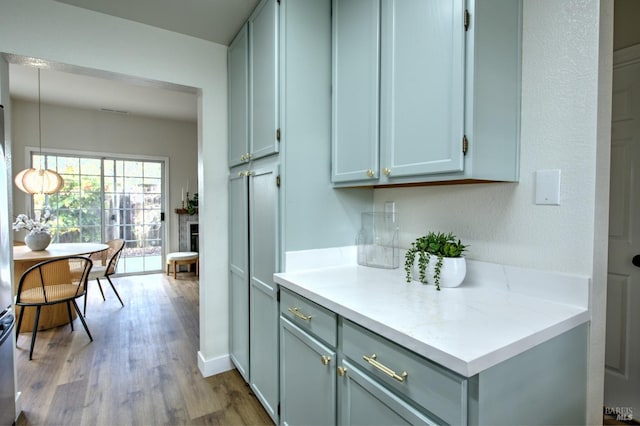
13, 242, 109, 332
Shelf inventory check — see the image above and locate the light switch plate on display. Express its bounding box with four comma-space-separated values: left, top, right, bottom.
535, 169, 561, 205
384, 201, 395, 214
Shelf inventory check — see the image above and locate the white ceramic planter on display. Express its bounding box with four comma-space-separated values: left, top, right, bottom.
412, 255, 466, 288
25, 231, 51, 251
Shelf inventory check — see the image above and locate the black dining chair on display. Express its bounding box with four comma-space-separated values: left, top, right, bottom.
15, 256, 93, 360
84, 239, 125, 315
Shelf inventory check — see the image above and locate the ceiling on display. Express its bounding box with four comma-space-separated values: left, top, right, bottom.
52, 0, 259, 46
9, 0, 260, 123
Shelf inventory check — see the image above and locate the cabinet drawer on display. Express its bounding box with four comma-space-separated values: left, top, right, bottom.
280, 288, 337, 347
342, 319, 467, 425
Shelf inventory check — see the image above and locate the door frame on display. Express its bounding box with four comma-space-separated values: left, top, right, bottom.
604, 41, 640, 419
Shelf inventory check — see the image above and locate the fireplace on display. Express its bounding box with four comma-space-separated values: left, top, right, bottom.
178, 213, 199, 252
189, 222, 199, 252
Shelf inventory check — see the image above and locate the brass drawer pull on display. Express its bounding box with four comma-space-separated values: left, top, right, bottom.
320, 355, 331, 366
288, 307, 312, 321
363, 354, 408, 382
337, 366, 347, 377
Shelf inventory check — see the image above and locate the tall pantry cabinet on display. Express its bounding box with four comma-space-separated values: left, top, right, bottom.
228, 0, 280, 422
227, 0, 372, 424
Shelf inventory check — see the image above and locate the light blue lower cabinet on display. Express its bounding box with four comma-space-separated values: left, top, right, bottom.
279, 316, 337, 426
338, 358, 440, 426
275, 288, 589, 426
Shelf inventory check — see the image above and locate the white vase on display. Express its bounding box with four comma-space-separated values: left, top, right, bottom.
25, 231, 51, 251
411, 254, 466, 288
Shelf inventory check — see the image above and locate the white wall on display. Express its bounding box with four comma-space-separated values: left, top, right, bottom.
11, 99, 198, 252
374, 1, 612, 424
0, 0, 231, 379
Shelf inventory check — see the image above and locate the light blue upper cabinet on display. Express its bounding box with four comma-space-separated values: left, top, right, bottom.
332, 0, 522, 186
331, 0, 380, 183
463, 0, 521, 183
249, 0, 280, 162
380, 0, 465, 180
228, 24, 250, 167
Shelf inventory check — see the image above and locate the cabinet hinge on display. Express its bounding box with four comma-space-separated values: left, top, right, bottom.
276, 175, 281, 187
462, 135, 469, 155
464, 9, 470, 32
276, 128, 281, 142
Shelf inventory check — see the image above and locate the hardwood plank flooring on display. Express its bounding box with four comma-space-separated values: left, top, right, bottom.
15, 272, 272, 426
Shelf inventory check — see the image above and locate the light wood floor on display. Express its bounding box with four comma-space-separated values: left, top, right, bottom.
14, 271, 273, 426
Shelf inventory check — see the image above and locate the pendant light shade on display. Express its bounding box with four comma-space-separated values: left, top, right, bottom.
14, 167, 64, 194
14, 68, 64, 195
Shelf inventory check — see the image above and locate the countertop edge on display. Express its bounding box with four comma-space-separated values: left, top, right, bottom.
274, 270, 590, 378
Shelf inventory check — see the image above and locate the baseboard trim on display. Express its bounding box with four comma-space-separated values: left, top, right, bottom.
197, 351, 233, 377
15, 390, 22, 422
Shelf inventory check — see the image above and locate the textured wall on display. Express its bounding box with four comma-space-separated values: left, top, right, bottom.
375, 0, 601, 275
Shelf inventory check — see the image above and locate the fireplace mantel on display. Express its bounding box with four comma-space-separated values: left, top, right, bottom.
175, 208, 198, 215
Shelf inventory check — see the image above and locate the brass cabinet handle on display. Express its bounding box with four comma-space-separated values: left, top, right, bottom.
238, 171, 245, 177
240, 153, 252, 162
337, 366, 347, 377
366, 169, 375, 178
383, 168, 391, 176
362, 354, 408, 382
287, 307, 312, 321
321, 355, 331, 366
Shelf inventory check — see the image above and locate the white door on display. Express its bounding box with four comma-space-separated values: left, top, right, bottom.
605, 45, 640, 420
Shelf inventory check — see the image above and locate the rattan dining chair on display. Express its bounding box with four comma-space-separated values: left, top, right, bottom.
15, 255, 93, 360
85, 239, 125, 315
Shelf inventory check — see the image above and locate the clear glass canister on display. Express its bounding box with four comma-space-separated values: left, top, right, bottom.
357, 212, 399, 269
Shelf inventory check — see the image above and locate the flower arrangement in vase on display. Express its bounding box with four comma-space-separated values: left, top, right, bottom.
13, 206, 54, 251
404, 231, 467, 290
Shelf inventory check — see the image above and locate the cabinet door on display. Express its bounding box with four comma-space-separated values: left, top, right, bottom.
249, 0, 279, 161
331, 0, 380, 183
280, 317, 336, 426
229, 169, 250, 380
380, 0, 465, 179
249, 160, 280, 423
338, 359, 439, 425
228, 24, 250, 167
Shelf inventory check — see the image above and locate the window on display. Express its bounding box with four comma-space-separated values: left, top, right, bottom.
31, 152, 165, 274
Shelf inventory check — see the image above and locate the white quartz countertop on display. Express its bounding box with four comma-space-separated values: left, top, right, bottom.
273, 252, 590, 377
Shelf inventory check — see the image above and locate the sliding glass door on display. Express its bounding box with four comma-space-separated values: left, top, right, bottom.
31, 152, 165, 274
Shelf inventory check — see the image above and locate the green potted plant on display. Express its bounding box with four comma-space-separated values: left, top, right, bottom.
187, 192, 198, 215
404, 231, 467, 290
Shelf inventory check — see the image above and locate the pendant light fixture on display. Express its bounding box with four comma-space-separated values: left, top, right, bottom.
14, 68, 64, 195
